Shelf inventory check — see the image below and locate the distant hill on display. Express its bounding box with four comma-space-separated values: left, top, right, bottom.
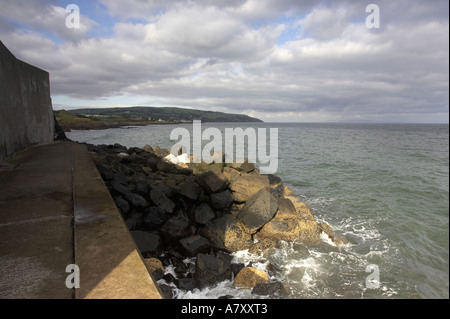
69, 106, 263, 123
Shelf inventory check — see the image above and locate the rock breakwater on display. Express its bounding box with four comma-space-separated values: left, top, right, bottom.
86, 142, 346, 298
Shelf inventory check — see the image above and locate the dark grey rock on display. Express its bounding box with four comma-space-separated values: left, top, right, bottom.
96, 164, 114, 181
193, 203, 216, 225
194, 252, 233, 288
195, 171, 229, 194
251, 281, 285, 296
130, 230, 161, 256
210, 190, 233, 209
158, 284, 174, 299
160, 217, 192, 245
267, 174, 282, 185
178, 180, 200, 200
143, 206, 168, 229
111, 180, 131, 196
114, 196, 130, 214
113, 173, 129, 185
125, 192, 149, 208
179, 235, 211, 257
151, 268, 165, 281
150, 188, 175, 213
237, 189, 278, 234
177, 278, 196, 291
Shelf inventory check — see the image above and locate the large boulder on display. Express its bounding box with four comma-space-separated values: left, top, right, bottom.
230, 175, 270, 203
195, 171, 229, 194
255, 198, 301, 242
233, 267, 269, 288
200, 214, 253, 252
237, 189, 278, 234
287, 197, 322, 244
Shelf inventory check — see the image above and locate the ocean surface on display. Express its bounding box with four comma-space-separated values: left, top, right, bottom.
67, 123, 449, 299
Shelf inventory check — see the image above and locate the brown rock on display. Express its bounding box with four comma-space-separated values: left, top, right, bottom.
233, 267, 269, 288
200, 214, 253, 252
195, 170, 229, 194
230, 175, 270, 203
255, 198, 300, 242
318, 222, 349, 245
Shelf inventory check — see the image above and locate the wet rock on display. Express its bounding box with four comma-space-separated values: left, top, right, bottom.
237, 189, 278, 234
230, 175, 270, 203
145, 257, 165, 281
158, 284, 174, 299
318, 222, 349, 245
195, 171, 229, 194
251, 281, 287, 296
200, 214, 253, 253
178, 278, 196, 291
194, 252, 233, 288
230, 263, 246, 277
193, 203, 216, 225
297, 219, 322, 244
179, 235, 211, 257
233, 267, 269, 288
130, 230, 162, 257
210, 190, 233, 210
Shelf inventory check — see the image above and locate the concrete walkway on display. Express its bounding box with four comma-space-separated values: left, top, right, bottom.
0, 141, 162, 299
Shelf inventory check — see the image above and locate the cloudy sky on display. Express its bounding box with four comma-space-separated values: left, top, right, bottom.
0, 0, 448, 123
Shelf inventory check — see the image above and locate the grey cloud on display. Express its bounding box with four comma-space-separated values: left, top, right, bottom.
0, 0, 447, 123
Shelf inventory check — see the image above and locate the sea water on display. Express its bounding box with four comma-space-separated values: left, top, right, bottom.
67, 123, 449, 299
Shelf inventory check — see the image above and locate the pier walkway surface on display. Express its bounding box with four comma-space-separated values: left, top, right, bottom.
0, 141, 162, 299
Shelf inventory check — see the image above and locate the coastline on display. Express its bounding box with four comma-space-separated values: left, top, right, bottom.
86, 141, 347, 298
59, 121, 184, 132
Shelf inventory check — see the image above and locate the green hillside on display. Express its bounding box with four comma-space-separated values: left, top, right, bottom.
68, 106, 263, 123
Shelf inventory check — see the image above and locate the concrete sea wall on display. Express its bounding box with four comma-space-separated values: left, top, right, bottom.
0, 41, 54, 162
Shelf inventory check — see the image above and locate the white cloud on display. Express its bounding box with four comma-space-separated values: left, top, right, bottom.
0, 0, 448, 123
